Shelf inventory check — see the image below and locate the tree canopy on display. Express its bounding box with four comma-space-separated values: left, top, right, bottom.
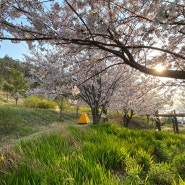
2, 68, 29, 95
0, 56, 32, 77
0, 0, 185, 79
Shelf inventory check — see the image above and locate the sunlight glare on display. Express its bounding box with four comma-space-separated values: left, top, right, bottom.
155, 65, 165, 72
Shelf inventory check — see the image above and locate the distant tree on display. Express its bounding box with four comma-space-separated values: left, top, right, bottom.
25, 47, 75, 118
0, 56, 20, 73
24, 44, 128, 123
2, 82, 14, 102
2, 68, 29, 104
62, 47, 128, 124
109, 72, 175, 127
78, 72, 120, 124
171, 89, 185, 111
0, 56, 32, 78
24, 43, 179, 125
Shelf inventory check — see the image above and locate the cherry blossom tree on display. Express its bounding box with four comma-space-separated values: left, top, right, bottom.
170, 88, 185, 111
25, 42, 131, 124
76, 63, 126, 124
1, 0, 184, 127
109, 72, 175, 127
24, 41, 181, 125
0, 0, 185, 79
25, 46, 77, 118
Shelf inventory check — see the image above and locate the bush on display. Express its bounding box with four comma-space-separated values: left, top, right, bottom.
147, 163, 175, 185
152, 140, 172, 162
172, 153, 185, 180
24, 96, 57, 109
135, 149, 153, 178
124, 157, 144, 185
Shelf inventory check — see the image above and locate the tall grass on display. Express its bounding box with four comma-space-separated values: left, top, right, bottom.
1, 123, 185, 184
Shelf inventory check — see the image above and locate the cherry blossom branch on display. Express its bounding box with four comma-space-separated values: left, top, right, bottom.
64, 0, 95, 41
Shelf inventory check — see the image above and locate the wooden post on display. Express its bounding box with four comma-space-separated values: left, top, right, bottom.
173, 110, 179, 133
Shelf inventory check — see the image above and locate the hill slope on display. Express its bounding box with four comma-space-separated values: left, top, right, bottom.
1, 123, 185, 184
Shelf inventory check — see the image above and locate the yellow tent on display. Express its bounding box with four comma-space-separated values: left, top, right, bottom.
77, 113, 91, 124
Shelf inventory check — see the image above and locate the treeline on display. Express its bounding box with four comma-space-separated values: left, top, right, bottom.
0, 55, 31, 77
0, 56, 32, 102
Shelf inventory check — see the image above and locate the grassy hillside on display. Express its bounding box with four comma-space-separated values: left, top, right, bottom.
1, 96, 185, 184
0, 94, 92, 148
0, 103, 81, 147
1, 123, 185, 184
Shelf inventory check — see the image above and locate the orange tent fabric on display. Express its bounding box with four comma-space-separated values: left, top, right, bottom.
77, 113, 91, 124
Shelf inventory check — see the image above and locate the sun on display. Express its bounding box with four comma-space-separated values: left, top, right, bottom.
155, 65, 165, 72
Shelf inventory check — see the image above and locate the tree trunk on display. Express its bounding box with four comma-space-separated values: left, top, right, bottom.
172, 111, 179, 133
76, 105, 79, 117
59, 109, 63, 119
15, 97, 18, 106
91, 107, 100, 124
123, 109, 134, 127
146, 115, 150, 125
123, 114, 128, 127
6, 91, 9, 102
102, 107, 108, 122
155, 117, 161, 131
58, 100, 64, 120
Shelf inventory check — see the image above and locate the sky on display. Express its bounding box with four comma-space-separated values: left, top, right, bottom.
0, 0, 60, 61
0, 40, 30, 61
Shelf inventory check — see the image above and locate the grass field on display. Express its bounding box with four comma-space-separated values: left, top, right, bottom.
1, 123, 185, 184
1, 94, 185, 184
0, 105, 82, 148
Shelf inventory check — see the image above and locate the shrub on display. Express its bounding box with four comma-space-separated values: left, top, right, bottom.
147, 163, 175, 185
24, 96, 57, 109
173, 176, 185, 185
93, 144, 127, 170
67, 152, 113, 185
134, 149, 153, 178
124, 157, 144, 185
152, 140, 172, 162
172, 153, 185, 180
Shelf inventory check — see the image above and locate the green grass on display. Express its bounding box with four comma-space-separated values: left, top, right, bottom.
1, 123, 185, 184
1, 96, 185, 184
0, 105, 63, 146
0, 102, 90, 148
